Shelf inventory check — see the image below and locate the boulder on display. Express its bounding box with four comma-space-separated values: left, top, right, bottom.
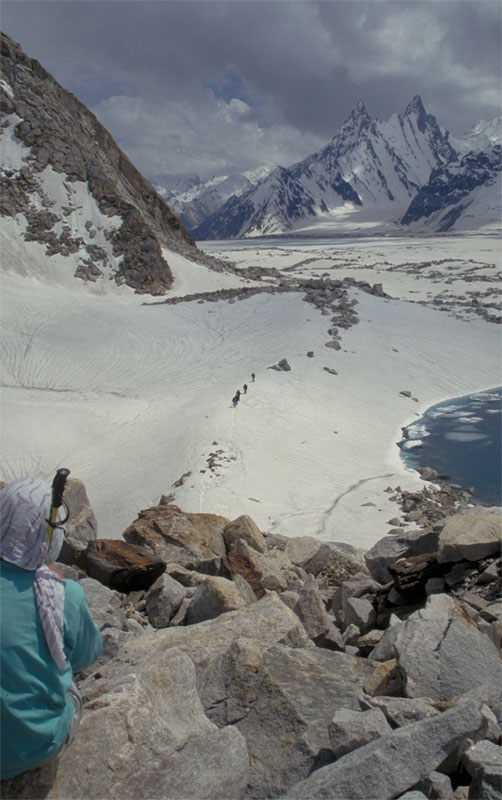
201, 638, 389, 798
361, 695, 441, 727
331, 573, 380, 626
63, 477, 98, 545
357, 629, 384, 656
328, 708, 392, 759
223, 515, 266, 553
304, 542, 367, 584
101, 593, 313, 695
295, 576, 332, 640
438, 514, 502, 563
185, 575, 249, 624
315, 622, 345, 652
285, 699, 484, 799
462, 739, 502, 799
343, 597, 377, 635
414, 770, 453, 799
266, 537, 366, 589
362, 659, 403, 697
145, 572, 187, 627
123, 504, 229, 574
365, 529, 438, 583
281, 536, 325, 569
83, 539, 166, 593
226, 538, 297, 593
225, 550, 268, 598
49, 649, 249, 799
380, 595, 502, 708
80, 577, 129, 631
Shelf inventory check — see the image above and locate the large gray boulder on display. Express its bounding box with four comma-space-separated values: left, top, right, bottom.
186, 575, 250, 624
64, 477, 98, 544
328, 708, 392, 760
414, 771, 453, 799
200, 637, 389, 798
438, 513, 502, 563
88, 593, 313, 695
145, 572, 187, 627
343, 597, 377, 635
285, 698, 484, 799
80, 577, 129, 631
49, 649, 249, 799
462, 739, 502, 799
386, 595, 502, 708
331, 573, 380, 627
223, 515, 266, 553
294, 576, 333, 640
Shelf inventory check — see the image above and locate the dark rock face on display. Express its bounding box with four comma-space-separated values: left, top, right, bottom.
401, 146, 502, 229
0, 32, 200, 294
83, 539, 166, 593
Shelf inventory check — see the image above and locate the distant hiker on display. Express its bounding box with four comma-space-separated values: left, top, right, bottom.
232, 394, 239, 407
243, 384, 248, 394
0, 477, 102, 782
251, 373, 255, 382
235, 389, 241, 401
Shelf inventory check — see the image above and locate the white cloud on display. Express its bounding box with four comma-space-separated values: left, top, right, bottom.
2, 0, 500, 176
92, 93, 325, 178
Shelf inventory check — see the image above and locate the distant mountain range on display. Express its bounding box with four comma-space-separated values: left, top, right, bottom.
155, 165, 274, 232
161, 97, 501, 240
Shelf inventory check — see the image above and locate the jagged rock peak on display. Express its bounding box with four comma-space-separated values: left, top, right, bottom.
405, 95, 427, 132
354, 99, 368, 115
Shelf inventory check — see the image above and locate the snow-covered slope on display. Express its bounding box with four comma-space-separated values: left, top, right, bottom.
0, 32, 203, 295
450, 118, 502, 156
2, 228, 500, 546
193, 98, 500, 239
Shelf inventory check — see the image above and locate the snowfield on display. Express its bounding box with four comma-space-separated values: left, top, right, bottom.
1, 223, 501, 550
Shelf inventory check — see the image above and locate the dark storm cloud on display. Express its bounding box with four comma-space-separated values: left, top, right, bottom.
1, 0, 500, 177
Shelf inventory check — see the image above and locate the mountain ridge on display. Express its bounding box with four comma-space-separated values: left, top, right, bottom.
0, 32, 220, 294
188, 97, 500, 240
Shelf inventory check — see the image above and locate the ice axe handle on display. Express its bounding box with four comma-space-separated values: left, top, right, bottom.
51, 468, 70, 509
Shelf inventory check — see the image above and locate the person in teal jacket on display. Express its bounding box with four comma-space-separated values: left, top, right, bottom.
0, 476, 102, 780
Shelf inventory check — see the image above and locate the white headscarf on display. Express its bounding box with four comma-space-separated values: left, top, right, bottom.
0, 477, 67, 669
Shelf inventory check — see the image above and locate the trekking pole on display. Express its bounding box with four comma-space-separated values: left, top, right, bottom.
47, 468, 70, 543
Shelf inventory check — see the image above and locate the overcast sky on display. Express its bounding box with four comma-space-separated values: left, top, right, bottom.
2, 1, 501, 181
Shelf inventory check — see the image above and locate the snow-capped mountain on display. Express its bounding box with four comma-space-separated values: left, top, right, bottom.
192, 98, 500, 239
450, 118, 502, 156
156, 166, 274, 232
0, 32, 205, 294
401, 145, 502, 232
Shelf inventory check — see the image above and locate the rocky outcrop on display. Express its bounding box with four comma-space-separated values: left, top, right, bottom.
83, 539, 166, 593
285, 699, 484, 799
55, 648, 250, 800
438, 513, 502, 563
3, 490, 501, 800
0, 32, 225, 294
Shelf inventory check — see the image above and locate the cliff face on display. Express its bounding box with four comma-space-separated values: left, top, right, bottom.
0, 32, 197, 294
